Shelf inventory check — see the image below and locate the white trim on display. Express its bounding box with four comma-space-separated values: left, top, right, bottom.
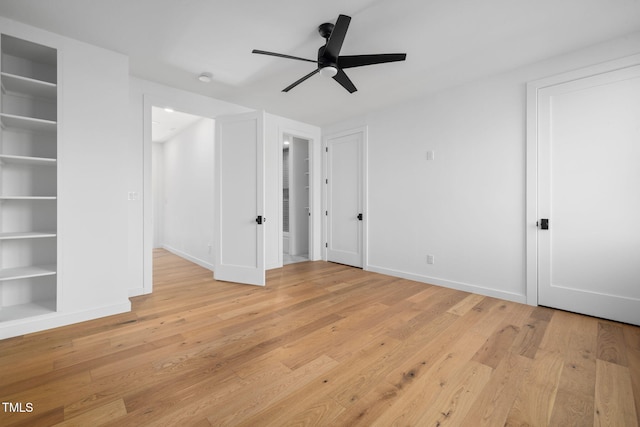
0, 301, 131, 340
142, 95, 154, 295
362, 126, 369, 270
525, 53, 640, 307
277, 126, 319, 267
367, 264, 527, 304
128, 287, 144, 297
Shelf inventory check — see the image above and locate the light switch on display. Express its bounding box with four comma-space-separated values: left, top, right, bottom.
427, 150, 435, 161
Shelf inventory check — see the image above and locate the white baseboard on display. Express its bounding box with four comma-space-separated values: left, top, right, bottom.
0, 300, 132, 340
162, 244, 214, 271
128, 287, 145, 297
365, 264, 527, 304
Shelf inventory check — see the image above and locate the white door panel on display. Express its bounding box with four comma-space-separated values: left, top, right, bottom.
537, 65, 640, 325
214, 111, 265, 286
327, 131, 363, 267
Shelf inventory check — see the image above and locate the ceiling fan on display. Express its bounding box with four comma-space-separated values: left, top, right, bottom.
252, 14, 407, 93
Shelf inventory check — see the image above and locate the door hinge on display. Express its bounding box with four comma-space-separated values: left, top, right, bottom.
325, 211, 328, 216
325, 147, 328, 152
325, 242, 328, 248
325, 179, 328, 184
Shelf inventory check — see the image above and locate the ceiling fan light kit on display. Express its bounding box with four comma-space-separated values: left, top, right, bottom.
319, 65, 338, 78
252, 14, 407, 93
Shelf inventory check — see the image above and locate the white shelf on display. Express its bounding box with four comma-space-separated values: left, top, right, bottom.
0, 196, 57, 201
0, 154, 56, 166
0, 265, 56, 281
0, 231, 56, 240
1, 35, 56, 69
0, 113, 57, 133
1, 72, 57, 99
0, 300, 56, 322
1, 34, 58, 332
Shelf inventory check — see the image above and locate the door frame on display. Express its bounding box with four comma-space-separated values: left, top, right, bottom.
142, 94, 251, 295
323, 126, 368, 268
283, 134, 310, 258
525, 53, 640, 306
277, 127, 319, 266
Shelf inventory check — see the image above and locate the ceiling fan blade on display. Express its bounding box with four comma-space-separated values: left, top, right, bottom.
338, 53, 407, 69
324, 14, 351, 59
252, 49, 318, 64
333, 69, 357, 93
283, 68, 320, 92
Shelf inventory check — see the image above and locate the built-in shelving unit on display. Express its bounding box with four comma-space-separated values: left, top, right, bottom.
0, 34, 58, 323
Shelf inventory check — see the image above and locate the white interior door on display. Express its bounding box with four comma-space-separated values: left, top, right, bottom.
537, 64, 640, 325
326, 130, 363, 268
214, 111, 265, 286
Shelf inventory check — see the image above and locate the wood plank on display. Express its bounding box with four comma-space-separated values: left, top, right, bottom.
205, 356, 338, 426
462, 353, 533, 426
55, 399, 127, 426
597, 321, 629, 366
371, 331, 489, 426
594, 359, 638, 426
0, 249, 638, 426
505, 349, 565, 426
447, 293, 485, 316
510, 316, 551, 359
623, 325, 640, 425
414, 361, 493, 426
472, 323, 520, 369
548, 313, 598, 426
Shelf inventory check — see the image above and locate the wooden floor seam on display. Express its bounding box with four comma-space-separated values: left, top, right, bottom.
0, 249, 638, 426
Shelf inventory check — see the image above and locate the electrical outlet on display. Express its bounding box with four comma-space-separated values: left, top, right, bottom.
426, 150, 435, 161
426, 254, 435, 264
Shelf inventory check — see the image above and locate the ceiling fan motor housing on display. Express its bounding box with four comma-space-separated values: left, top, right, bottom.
318, 22, 335, 39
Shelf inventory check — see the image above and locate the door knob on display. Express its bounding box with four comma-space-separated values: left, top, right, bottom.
540, 218, 549, 230
256, 215, 266, 224
357, 213, 363, 221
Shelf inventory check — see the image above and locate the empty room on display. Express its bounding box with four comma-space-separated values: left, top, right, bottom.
0, 1, 639, 425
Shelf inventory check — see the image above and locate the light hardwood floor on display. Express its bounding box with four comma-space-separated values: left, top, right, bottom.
1, 249, 639, 426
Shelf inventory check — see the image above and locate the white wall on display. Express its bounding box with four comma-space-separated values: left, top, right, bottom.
152, 142, 164, 248
155, 118, 215, 269
323, 32, 640, 304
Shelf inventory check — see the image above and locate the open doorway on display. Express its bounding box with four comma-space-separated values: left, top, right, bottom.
151, 106, 215, 270
282, 134, 310, 264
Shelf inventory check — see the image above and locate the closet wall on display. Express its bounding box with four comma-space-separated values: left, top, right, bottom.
0, 17, 131, 338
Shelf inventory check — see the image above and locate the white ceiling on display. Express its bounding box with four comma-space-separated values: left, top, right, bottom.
1, 0, 639, 126
151, 106, 203, 143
